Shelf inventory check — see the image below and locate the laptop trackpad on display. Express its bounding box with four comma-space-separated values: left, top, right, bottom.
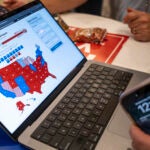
107, 104, 132, 139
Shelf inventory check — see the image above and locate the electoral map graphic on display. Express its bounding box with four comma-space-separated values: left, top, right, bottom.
0, 45, 56, 98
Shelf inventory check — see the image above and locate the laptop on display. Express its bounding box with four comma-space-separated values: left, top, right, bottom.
0, 1, 149, 150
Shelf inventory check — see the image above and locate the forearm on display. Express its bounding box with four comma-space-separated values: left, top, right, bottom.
41, 0, 87, 14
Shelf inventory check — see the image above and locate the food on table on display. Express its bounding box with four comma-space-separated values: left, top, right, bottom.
69, 27, 107, 44
55, 14, 107, 44
55, 14, 69, 32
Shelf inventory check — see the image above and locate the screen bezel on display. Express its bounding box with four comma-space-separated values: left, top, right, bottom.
0, 0, 86, 140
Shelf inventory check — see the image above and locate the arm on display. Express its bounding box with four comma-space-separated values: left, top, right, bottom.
2, 0, 87, 14
123, 8, 150, 42
130, 124, 150, 150
41, 0, 87, 14
2, 0, 28, 10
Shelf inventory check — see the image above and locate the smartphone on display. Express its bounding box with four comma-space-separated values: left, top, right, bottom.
120, 78, 150, 134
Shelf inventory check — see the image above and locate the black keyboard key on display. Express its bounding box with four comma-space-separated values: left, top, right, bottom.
63, 120, 73, 128
73, 121, 83, 130
96, 103, 105, 110
92, 109, 102, 116
78, 115, 87, 123
31, 127, 45, 140
82, 109, 91, 117
62, 108, 71, 115
59, 136, 74, 150
82, 141, 95, 150
52, 120, 62, 128
80, 128, 90, 137
58, 127, 69, 135
47, 127, 57, 136
77, 103, 86, 109
89, 133, 99, 143
58, 114, 67, 121
40, 133, 52, 144
69, 136, 86, 150
52, 108, 61, 115
84, 121, 94, 130
47, 114, 56, 121
88, 115, 98, 123
68, 114, 77, 121
68, 128, 79, 137
81, 97, 90, 104
73, 108, 82, 115
67, 102, 76, 109
86, 103, 95, 110
49, 134, 63, 148
93, 124, 103, 135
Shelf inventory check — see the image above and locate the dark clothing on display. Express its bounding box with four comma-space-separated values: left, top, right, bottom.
75, 0, 103, 16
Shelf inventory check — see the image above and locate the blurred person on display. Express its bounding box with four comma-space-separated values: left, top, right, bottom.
130, 124, 150, 150
75, 0, 103, 16
110, 0, 150, 21
1, 0, 103, 15
124, 8, 150, 42
1, 0, 86, 13
110, 0, 150, 42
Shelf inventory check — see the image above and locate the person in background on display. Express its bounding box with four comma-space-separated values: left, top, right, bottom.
110, 0, 150, 21
1, 0, 103, 15
110, 0, 150, 42
123, 8, 150, 42
1, 0, 86, 13
130, 124, 150, 150
75, 0, 103, 16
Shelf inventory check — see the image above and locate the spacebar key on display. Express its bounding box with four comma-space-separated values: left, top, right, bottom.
68, 136, 86, 150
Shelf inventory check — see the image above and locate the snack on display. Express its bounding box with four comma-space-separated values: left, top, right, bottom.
70, 27, 107, 44
55, 15, 107, 44
55, 14, 69, 32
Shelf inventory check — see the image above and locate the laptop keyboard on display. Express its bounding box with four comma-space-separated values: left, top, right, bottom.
31, 64, 132, 150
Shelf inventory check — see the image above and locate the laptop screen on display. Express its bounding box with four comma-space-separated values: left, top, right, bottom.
0, 2, 85, 134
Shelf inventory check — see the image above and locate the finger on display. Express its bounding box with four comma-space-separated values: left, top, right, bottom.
134, 33, 150, 42
131, 22, 150, 35
128, 21, 140, 30
129, 14, 150, 29
123, 11, 139, 24
127, 7, 140, 14
130, 124, 150, 141
123, 7, 145, 24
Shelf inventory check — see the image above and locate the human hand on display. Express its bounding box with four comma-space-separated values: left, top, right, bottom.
123, 8, 150, 42
130, 124, 150, 150
2, 0, 26, 11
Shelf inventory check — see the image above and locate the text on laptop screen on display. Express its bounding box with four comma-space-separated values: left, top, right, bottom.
0, 4, 84, 133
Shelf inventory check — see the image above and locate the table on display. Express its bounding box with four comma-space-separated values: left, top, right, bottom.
61, 12, 150, 74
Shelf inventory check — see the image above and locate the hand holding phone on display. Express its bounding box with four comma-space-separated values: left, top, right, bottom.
120, 78, 150, 134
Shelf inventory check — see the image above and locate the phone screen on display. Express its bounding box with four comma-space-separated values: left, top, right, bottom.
121, 84, 150, 134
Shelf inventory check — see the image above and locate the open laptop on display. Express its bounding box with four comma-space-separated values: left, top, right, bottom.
0, 1, 149, 150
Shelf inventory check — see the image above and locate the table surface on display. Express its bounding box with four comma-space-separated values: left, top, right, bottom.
61, 12, 150, 74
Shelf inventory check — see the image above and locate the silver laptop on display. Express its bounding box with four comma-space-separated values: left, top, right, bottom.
0, 1, 149, 150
